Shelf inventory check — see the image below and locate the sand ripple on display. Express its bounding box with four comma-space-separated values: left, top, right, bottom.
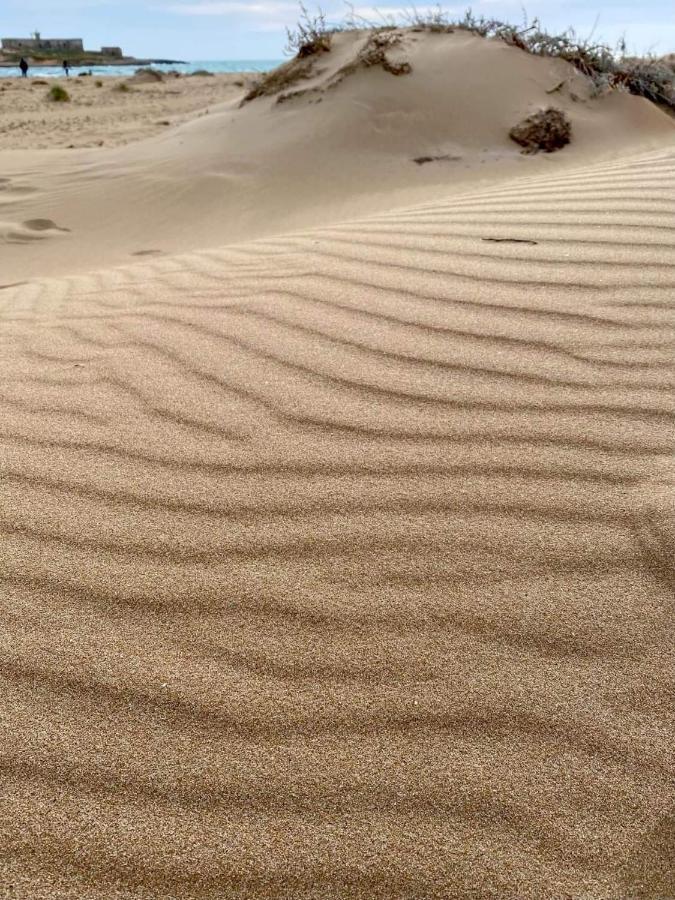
0, 148, 674, 899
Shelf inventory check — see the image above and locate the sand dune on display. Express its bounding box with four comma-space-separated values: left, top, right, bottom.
1, 29, 674, 283
1, 26, 674, 900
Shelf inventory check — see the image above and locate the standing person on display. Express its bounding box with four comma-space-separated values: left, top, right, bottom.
62, 59, 70, 77
19, 57, 29, 78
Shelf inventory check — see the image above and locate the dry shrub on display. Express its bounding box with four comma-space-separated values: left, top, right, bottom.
509, 107, 572, 153
47, 84, 70, 102
612, 59, 675, 107
131, 67, 164, 84
246, 25, 413, 104
450, 9, 675, 110
242, 56, 318, 103
404, 5, 454, 33
348, 6, 675, 110
333, 30, 412, 83
285, 3, 332, 57
358, 31, 412, 75
246, 4, 675, 111
243, 4, 332, 104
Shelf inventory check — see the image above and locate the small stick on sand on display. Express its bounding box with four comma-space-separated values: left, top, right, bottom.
482, 237, 539, 244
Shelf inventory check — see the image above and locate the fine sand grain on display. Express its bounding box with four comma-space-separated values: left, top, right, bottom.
0, 27, 674, 900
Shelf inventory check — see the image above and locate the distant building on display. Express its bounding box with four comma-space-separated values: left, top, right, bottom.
1, 31, 84, 52
1, 35, 124, 57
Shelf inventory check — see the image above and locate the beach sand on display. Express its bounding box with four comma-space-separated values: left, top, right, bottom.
0, 71, 253, 150
1, 28, 674, 899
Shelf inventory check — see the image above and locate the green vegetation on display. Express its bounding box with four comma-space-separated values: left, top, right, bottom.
47, 84, 70, 102
113, 82, 132, 93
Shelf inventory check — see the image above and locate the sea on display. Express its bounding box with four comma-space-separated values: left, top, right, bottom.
0, 60, 282, 78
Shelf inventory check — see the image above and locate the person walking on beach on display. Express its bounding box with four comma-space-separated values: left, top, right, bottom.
62, 59, 70, 77
19, 57, 29, 78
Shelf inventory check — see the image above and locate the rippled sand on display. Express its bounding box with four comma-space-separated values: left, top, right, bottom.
1, 27, 674, 900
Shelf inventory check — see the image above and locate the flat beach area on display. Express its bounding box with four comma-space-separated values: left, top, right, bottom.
1, 27, 674, 899
0, 72, 252, 149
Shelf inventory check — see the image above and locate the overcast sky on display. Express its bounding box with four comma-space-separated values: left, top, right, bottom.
2, 0, 673, 60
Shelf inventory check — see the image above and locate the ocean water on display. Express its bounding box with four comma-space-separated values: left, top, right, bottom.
0, 59, 282, 78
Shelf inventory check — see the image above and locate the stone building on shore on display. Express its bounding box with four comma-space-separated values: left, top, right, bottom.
2, 33, 84, 52
1, 32, 123, 56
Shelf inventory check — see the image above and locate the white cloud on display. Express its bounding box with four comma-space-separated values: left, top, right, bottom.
4, 0, 113, 8
164, 0, 296, 14
165, 0, 465, 21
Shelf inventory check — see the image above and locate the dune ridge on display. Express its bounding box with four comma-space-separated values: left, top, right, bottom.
1, 132, 674, 898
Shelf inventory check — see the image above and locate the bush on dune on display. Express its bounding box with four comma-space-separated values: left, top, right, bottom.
243, 6, 332, 103
611, 58, 675, 107
242, 57, 317, 102
416, 7, 675, 110
357, 30, 412, 75
285, 2, 332, 56
242, 5, 332, 102
266, 4, 675, 112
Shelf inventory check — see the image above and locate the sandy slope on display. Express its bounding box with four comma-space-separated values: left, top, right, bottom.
1, 29, 674, 283
1, 27, 675, 900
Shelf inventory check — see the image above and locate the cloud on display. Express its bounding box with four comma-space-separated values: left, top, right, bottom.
165, 0, 464, 21
4, 0, 113, 8
164, 0, 296, 14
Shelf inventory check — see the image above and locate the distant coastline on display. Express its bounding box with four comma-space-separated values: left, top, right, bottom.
0, 58, 281, 77
0, 57, 187, 68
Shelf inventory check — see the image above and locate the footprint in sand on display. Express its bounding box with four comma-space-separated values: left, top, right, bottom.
0, 178, 38, 198
23, 218, 71, 233
1, 218, 71, 244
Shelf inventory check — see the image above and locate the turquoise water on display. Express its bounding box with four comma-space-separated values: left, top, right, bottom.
0, 59, 282, 78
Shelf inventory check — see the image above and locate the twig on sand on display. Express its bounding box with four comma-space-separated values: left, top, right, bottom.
482, 237, 539, 244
